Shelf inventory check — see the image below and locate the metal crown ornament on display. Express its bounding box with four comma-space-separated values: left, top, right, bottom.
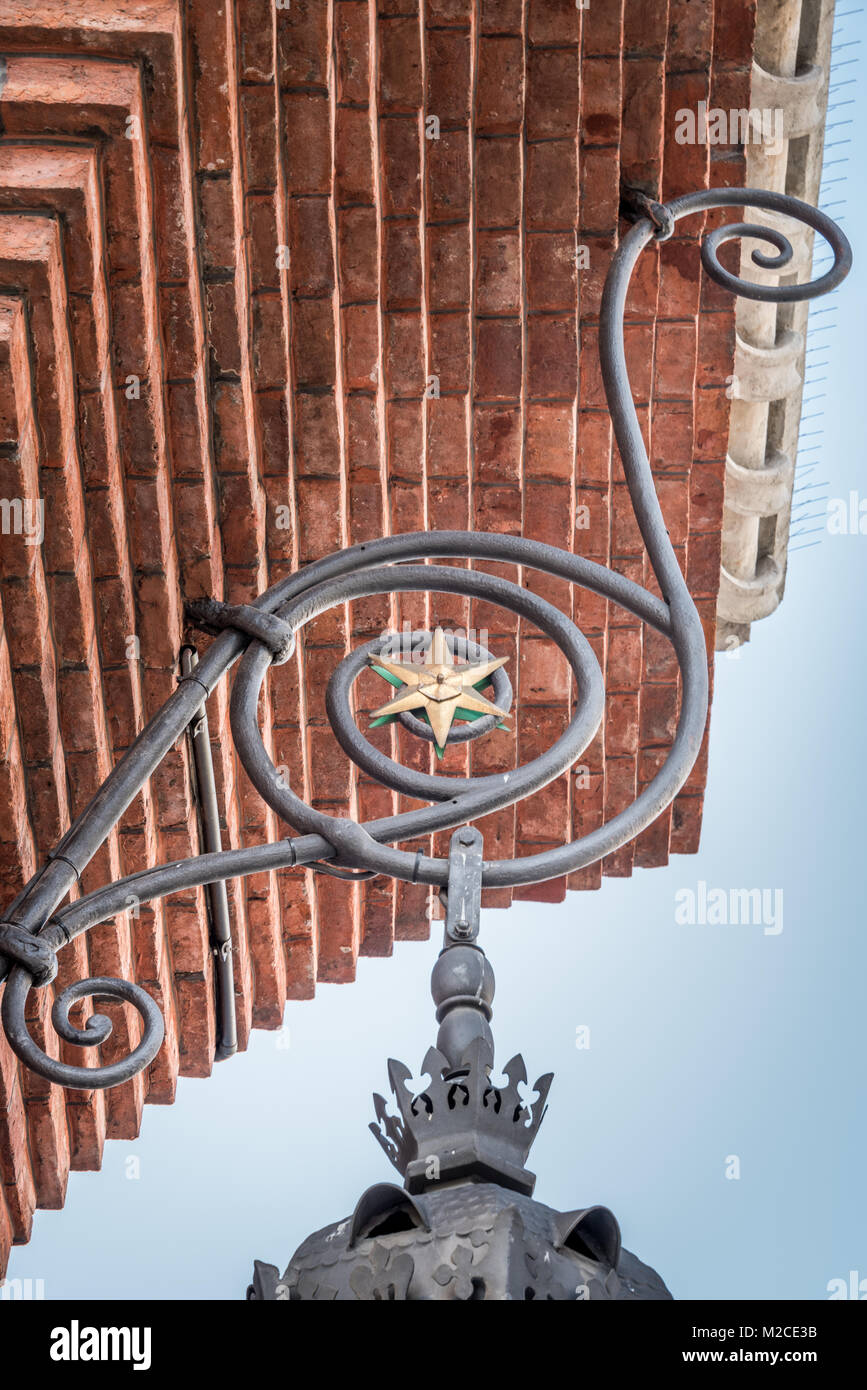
371, 1042, 553, 1197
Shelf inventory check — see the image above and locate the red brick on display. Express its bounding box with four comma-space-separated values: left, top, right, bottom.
662, 72, 711, 201
384, 221, 423, 310
252, 294, 288, 388
387, 400, 425, 482
385, 312, 426, 397
427, 395, 469, 477
429, 313, 472, 394
198, 176, 235, 273
380, 117, 422, 217
528, 0, 581, 46
668, 0, 713, 71
475, 319, 522, 401
526, 402, 575, 479
583, 0, 625, 55
475, 137, 522, 227
343, 304, 380, 390
277, 0, 330, 87
654, 321, 698, 399
336, 3, 371, 104
337, 205, 379, 301
581, 56, 621, 144
480, 0, 523, 33
713, 0, 757, 68
379, 17, 424, 112
476, 37, 524, 134
474, 406, 522, 483
621, 57, 664, 191
527, 315, 578, 400
428, 0, 473, 22
241, 85, 278, 191
624, 2, 668, 55
426, 128, 471, 221
225, 0, 271, 96
527, 232, 579, 311
428, 225, 472, 311
526, 48, 579, 141
579, 146, 620, 232
294, 393, 342, 480
526, 141, 578, 229
289, 198, 335, 297
282, 92, 332, 194
475, 230, 521, 315
335, 106, 374, 205
689, 460, 725, 532
426, 29, 472, 124
687, 530, 723, 598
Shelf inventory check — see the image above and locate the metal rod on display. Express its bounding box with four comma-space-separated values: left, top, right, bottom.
180, 647, 238, 1062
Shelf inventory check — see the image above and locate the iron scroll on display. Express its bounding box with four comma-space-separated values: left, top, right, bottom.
0, 189, 852, 1089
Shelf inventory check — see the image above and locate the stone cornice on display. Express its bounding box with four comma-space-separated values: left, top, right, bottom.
717, 0, 839, 648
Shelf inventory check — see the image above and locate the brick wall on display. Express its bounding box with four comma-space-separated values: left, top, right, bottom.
0, 0, 754, 1274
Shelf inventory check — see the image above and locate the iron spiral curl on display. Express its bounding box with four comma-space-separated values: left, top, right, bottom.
681, 188, 853, 303
1, 952, 165, 1090
0, 189, 851, 1089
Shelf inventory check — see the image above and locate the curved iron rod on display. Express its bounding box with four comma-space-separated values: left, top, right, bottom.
0, 188, 851, 1089
0, 534, 669, 981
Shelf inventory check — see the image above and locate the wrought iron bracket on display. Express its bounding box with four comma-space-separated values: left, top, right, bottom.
0, 187, 851, 1091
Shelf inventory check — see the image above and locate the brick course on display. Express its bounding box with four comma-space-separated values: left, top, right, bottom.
0, 0, 753, 1271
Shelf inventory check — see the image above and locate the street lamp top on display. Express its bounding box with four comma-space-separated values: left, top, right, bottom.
249, 826, 671, 1302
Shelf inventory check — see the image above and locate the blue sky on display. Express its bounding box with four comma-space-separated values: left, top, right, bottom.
5, 12, 866, 1302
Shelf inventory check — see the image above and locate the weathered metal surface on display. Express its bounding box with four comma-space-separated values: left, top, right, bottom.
251, 1183, 672, 1302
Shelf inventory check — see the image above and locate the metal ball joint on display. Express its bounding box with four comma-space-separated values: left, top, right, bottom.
431, 945, 494, 1014
431, 943, 496, 1069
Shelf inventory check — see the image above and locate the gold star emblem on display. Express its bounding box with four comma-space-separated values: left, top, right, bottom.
369, 627, 509, 755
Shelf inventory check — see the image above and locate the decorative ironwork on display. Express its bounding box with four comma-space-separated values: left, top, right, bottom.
0, 188, 851, 1092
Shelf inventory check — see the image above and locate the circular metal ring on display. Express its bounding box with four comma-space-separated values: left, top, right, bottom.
230, 561, 606, 881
